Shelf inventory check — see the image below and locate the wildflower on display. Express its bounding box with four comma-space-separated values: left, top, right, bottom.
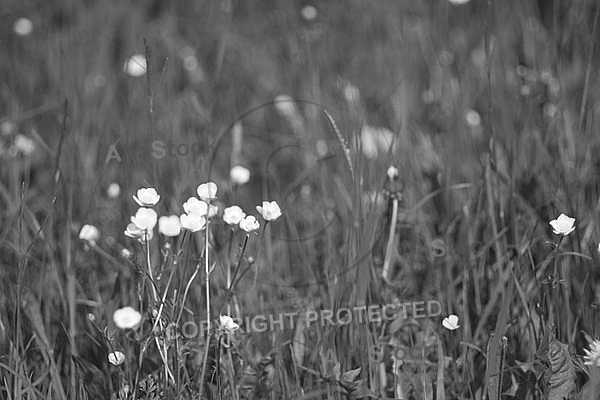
301, 5, 318, 21
549, 213, 575, 236
13, 18, 33, 36
597, 243, 600, 254
123, 54, 146, 77
387, 166, 399, 180
108, 351, 126, 366
180, 213, 206, 232
133, 188, 160, 207
124, 223, 153, 242
239, 215, 260, 233
158, 215, 182, 237
107, 183, 120, 198
583, 339, 600, 367
219, 315, 240, 332
223, 206, 246, 225
208, 204, 219, 218
130, 208, 158, 230
230, 165, 250, 185
197, 182, 217, 201
256, 201, 282, 221
79, 224, 100, 245
442, 314, 460, 331
14, 135, 35, 156
183, 197, 208, 216
113, 307, 142, 329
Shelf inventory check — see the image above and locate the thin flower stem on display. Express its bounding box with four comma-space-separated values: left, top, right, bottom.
145, 231, 159, 304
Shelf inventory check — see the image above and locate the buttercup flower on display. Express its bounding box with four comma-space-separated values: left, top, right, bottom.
549, 213, 575, 236
130, 208, 158, 230
79, 224, 100, 245
13, 18, 33, 36
124, 223, 153, 242
387, 165, 399, 180
230, 165, 250, 185
108, 351, 125, 366
223, 206, 246, 225
183, 197, 208, 216
124, 54, 146, 77
197, 182, 217, 201
180, 213, 206, 232
239, 215, 260, 233
133, 188, 160, 207
219, 315, 240, 332
442, 314, 460, 331
583, 339, 600, 367
107, 183, 121, 198
113, 307, 142, 329
256, 201, 282, 221
158, 215, 182, 237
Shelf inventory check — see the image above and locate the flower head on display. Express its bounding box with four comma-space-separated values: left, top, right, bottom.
549, 213, 575, 236
223, 206, 246, 225
182, 197, 206, 216
230, 165, 250, 185
442, 314, 460, 331
158, 215, 182, 237
124, 54, 146, 77
584, 339, 600, 367
130, 208, 158, 230
219, 315, 240, 332
133, 188, 160, 207
107, 183, 121, 198
13, 18, 33, 36
124, 223, 153, 242
387, 165, 399, 180
197, 182, 218, 201
113, 307, 142, 329
256, 201, 282, 222
180, 213, 206, 232
79, 224, 100, 245
108, 351, 125, 366
239, 215, 260, 233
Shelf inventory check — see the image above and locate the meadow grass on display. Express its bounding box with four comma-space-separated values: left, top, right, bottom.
1, 0, 600, 399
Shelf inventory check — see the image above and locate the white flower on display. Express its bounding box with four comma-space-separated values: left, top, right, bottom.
107, 183, 121, 198
239, 215, 260, 233
180, 213, 206, 232
219, 315, 240, 332
442, 314, 460, 331
123, 54, 146, 77
197, 182, 218, 201
584, 339, 600, 367
549, 213, 576, 236
597, 243, 600, 254
124, 223, 153, 242
387, 166, 399, 180
208, 204, 219, 218
256, 201, 282, 221
183, 197, 208, 216
158, 215, 182, 237
130, 208, 158, 230
79, 224, 100, 245
14, 135, 35, 156
230, 165, 250, 185
13, 18, 33, 36
113, 307, 142, 329
223, 206, 246, 225
133, 188, 160, 207
108, 351, 125, 366
301, 5, 318, 21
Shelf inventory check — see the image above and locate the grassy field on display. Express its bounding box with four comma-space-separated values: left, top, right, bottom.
2, 0, 600, 398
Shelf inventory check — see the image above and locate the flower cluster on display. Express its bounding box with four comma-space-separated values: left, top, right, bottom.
123, 183, 283, 240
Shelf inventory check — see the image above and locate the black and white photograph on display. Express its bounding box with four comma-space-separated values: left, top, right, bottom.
1, 0, 600, 398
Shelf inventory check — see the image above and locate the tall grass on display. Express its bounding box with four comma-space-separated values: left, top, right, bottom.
1, 0, 600, 399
